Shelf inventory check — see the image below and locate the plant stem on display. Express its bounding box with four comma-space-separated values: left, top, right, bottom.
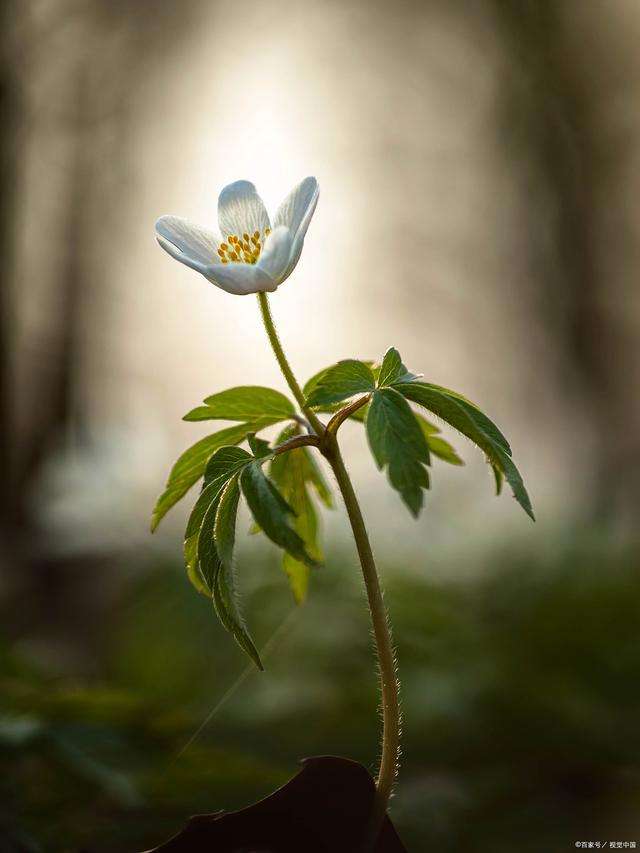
257, 291, 400, 835
327, 439, 400, 833
257, 292, 324, 435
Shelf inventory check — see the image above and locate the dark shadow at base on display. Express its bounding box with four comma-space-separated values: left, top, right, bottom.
143, 756, 408, 853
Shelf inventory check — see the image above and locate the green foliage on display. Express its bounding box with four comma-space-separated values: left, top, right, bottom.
366, 387, 431, 516
240, 462, 320, 572
153, 345, 532, 661
396, 380, 533, 520
151, 423, 256, 531
247, 433, 271, 458
269, 425, 332, 602
212, 476, 261, 669
376, 347, 419, 387
415, 414, 464, 466
184, 386, 295, 423
183, 446, 254, 598
179, 445, 268, 667
305, 360, 375, 407
176, 427, 326, 662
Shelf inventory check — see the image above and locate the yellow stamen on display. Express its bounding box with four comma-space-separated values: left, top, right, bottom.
216, 229, 270, 264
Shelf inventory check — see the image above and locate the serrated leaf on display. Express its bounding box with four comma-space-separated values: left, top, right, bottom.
302, 367, 331, 401
377, 347, 419, 387
214, 476, 241, 568
151, 423, 255, 532
213, 476, 262, 669
240, 462, 319, 569
397, 382, 534, 519
183, 446, 253, 589
302, 363, 374, 400
203, 446, 254, 487
396, 380, 511, 455
185, 386, 295, 424
305, 360, 375, 408
196, 489, 225, 591
366, 388, 431, 517
415, 415, 464, 466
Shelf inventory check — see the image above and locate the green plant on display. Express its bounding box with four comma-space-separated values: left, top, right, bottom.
152, 177, 533, 834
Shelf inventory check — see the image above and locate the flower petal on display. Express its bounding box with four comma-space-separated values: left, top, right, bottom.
278, 236, 305, 284
273, 177, 319, 242
218, 180, 270, 240
155, 216, 220, 265
204, 262, 277, 295
256, 225, 293, 285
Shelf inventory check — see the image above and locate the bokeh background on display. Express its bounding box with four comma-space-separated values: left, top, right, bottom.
2, 0, 640, 850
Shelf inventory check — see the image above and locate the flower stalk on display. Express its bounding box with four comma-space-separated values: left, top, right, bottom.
257, 291, 400, 835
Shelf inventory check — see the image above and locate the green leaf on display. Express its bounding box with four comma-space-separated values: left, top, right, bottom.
151, 423, 254, 532
202, 386, 295, 419
180, 444, 264, 667
213, 476, 262, 669
426, 435, 464, 466
183, 446, 253, 582
240, 462, 319, 569
302, 367, 331, 401
415, 415, 464, 466
302, 363, 373, 401
415, 413, 440, 435
247, 433, 271, 458
184, 533, 209, 596
269, 426, 328, 602
182, 409, 282, 432
305, 360, 375, 408
377, 347, 419, 387
272, 424, 333, 510
366, 387, 431, 517
197, 489, 225, 591
491, 463, 504, 495
397, 382, 534, 519
213, 476, 241, 569
203, 446, 254, 487
184, 386, 295, 424
396, 380, 511, 454
302, 449, 333, 508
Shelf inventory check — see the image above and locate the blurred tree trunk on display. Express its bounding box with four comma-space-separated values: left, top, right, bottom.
493, 0, 639, 528
0, 0, 24, 562
1, 0, 206, 649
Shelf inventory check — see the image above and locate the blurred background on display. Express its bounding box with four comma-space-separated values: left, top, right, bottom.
1, 0, 640, 850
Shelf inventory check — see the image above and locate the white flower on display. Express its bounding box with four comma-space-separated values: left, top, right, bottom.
155, 177, 319, 295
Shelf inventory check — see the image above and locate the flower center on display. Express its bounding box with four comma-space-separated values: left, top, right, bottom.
217, 228, 271, 265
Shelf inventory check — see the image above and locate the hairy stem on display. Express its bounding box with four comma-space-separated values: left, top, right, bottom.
257, 292, 324, 435
326, 438, 400, 833
257, 291, 400, 835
